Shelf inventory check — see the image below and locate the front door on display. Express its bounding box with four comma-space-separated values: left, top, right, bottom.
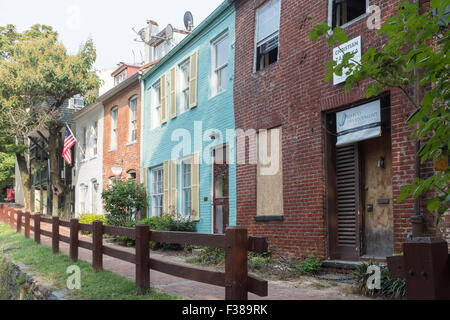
213, 146, 229, 234
362, 133, 394, 257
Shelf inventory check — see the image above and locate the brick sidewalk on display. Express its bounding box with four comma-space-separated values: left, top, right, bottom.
28, 222, 367, 300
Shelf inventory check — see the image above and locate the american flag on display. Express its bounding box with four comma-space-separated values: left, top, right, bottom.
62, 125, 76, 165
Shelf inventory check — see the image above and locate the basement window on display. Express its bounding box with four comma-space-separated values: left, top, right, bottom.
331, 0, 368, 28
255, 0, 281, 72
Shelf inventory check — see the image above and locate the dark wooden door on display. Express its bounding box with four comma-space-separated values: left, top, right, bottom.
334, 143, 361, 260
213, 147, 229, 234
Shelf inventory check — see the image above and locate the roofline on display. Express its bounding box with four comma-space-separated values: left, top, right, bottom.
71, 101, 103, 121
142, 0, 233, 81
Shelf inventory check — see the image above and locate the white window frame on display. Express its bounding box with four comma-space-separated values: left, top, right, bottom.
179, 59, 191, 114
212, 32, 229, 96
115, 70, 127, 86
180, 156, 192, 217
328, 0, 369, 29
129, 95, 138, 143
254, 0, 281, 72
91, 179, 99, 214
110, 106, 118, 150
150, 166, 164, 217
81, 126, 87, 160
80, 184, 88, 214
92, 121, 98, 157
152, 83, 161, 129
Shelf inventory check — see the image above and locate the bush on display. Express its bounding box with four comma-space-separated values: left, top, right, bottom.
354, 261, 406, 299
78, 213, 106, 235
292, 252, 322, 275
186, 247, 226, 266
111, 213, 196, 249
101, 179, 147, 226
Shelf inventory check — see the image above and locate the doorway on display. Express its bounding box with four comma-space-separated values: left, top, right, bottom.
213, 145, 229, 234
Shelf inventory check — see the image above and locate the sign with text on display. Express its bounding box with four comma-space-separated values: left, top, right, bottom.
333, 36, 361, 85
336, 100, 381, 146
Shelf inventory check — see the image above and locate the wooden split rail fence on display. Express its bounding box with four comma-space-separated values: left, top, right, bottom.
0, 204, 268, 299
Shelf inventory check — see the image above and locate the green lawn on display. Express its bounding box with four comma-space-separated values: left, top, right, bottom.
0, 223, 179, 300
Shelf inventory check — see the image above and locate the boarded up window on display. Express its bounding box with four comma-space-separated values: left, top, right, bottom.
257, 127, 283, 216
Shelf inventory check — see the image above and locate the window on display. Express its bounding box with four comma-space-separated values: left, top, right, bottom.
151, 166, 164, 217
179, 60, 190, 113
212, 33, 229, 95
129, 96, 138, 142
69, 95, 84, 109
109, 176, 116, 186
81, 126, 87, 160
152, 84, 161, 129
92, 121, 98, 157
181, 158, 192, 216
110, 107, 118, 150
115, 70, 126, 86
80, 184, 88, 214
255, 0, 281, 71
331, 0, 368, 28
127, 169, 137, 181
91, 179, 99, 213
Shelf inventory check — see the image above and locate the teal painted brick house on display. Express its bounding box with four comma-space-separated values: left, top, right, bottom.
140, 1, 236, 234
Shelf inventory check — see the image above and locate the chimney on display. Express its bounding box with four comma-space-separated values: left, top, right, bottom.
145, 20, 159, 64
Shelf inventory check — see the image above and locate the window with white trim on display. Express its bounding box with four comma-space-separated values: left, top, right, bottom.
212, 33, 229, 95
152, 83, 161, 129
330, 0, 368, 28
91, 179, 99, 213
92, 121, 98, 157
81, 126, 87, 160
181, 158, 192, 216
129, 96, 138, 142
255, 0, 281, 72
111, 107, 118, 150
114, 70, 126, 86
151, 166, 164, 217
179, 60, 190, 113
80, 184, 88, 214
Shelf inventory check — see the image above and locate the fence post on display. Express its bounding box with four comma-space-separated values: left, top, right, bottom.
225, 226, 248, 300
24, 212, 30, 239
34, 214, 41, 244
52, 216, 59, 254
0, 204, 4, 224
9, 207, 15, 230
92, 220, 103, 272
16, 210, 23, 234
135, 224, 150, 294
70, 219, 79, 262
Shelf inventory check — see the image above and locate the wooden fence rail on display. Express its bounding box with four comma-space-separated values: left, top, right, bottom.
0, 204, 268, 299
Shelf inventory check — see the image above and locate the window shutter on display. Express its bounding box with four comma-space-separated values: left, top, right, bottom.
189, 51, 198, 109
170, 67, 177, 119
191, 152, 200, 221
170, 159, 178, 213
160, 74, 167, 124
163, 160, 170, 214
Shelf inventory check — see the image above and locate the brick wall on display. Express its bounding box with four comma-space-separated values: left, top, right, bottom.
233, 0, 428, 260
103, 81, 141, 190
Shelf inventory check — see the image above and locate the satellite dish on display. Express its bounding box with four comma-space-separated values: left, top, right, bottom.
138, 28, 146, 42
166, 24, 174, 41
184, 11, 194, 31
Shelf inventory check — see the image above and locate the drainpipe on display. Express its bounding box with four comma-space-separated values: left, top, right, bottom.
411, 0, 424, 237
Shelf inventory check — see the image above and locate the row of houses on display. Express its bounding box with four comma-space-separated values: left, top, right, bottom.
15, 0, 448, 261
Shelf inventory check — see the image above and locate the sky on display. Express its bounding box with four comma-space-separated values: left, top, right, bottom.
0, 0, 224, 70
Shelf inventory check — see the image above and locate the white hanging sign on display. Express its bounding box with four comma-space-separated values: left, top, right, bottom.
333, 36, 361, 85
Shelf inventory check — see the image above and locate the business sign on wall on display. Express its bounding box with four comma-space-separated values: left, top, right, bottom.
336, 100, 381, 146
333, 36, 361, 85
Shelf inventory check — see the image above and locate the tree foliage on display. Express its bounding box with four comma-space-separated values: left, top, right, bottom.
309, 0, 450, 224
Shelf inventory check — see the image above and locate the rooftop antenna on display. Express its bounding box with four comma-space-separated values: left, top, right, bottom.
184, 11, 194, 32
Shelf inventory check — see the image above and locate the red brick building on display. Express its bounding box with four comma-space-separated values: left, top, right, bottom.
102, 64, 144, 190
232, 0, 439, 261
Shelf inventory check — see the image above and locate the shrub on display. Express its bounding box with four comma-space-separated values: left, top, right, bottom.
186, 247, 226, 266
78, 213, 106, 235
354, 261, 406, 299
292, 252, 322, 275
101, 179, 147, 226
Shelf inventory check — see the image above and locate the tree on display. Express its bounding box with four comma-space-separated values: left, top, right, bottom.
309, 0, 449, 225
0, 24, 101, 213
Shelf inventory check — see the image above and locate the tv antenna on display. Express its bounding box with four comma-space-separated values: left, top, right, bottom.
184, 11, 194, 32
133, 24, 174, 44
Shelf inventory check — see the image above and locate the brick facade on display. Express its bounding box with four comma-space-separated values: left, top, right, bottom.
102, 80, 141, 190
233, 0, 435, 260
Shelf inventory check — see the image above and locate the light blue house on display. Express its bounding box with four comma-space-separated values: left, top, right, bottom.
140, 1, 236, 234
